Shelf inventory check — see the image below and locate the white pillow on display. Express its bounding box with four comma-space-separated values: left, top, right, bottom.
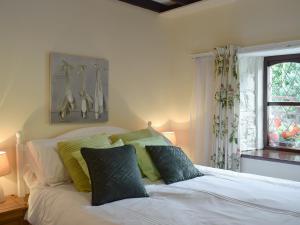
27, 139, 71, 186
25, 127, 129, 186
23, 167, 42, 190
24, 147, 43, 186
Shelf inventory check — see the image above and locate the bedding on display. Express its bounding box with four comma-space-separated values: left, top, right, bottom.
109, 128, 155, 143
72, 139, 124, 178
127, 136, 170, 181
27, 165, 300, 225
26, 130, 117, 187
27, 139, 71, 186
146, 145, 203, 184
58, 133, 111, 192
81, 145, 148, 206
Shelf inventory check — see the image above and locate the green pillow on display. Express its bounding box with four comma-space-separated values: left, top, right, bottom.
110, 128, 155, 143
72, 139, 124, 178
127, 136, 170, 181
58, 133, 111, 192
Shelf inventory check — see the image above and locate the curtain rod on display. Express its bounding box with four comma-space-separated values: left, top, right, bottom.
191, 40, 300, 59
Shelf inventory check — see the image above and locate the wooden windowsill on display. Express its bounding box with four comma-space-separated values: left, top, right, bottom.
241, 149, 300, 165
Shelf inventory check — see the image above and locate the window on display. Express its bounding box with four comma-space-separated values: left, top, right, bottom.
264, 54, 300, 152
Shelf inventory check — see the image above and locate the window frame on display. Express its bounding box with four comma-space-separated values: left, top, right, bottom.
263, 53, 300, 152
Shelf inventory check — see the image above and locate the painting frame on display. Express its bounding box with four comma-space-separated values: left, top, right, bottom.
50, 52, 109, 123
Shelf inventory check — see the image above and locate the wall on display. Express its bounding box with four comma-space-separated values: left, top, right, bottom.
241, 158, 300, 182
239, 57, 262, 151
2, 0, 300, 195
0, 0, 173, 195
165, 0, 300, 164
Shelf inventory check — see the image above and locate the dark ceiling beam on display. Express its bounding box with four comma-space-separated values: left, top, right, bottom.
118, 0, 203, 13
171, 0, 202, 5
118, 0, 169, 12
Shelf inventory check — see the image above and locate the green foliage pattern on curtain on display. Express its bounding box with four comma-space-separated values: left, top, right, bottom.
211, 45, 240, 171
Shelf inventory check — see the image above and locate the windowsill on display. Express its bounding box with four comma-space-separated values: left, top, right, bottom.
241, 149, 300, 165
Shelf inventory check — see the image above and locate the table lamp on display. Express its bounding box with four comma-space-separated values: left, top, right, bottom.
162, 131, 176, 145
0, 151, 10, 203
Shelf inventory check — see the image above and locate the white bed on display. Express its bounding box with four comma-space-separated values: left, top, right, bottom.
26, 165, 300, 225
15, 125, 300, 225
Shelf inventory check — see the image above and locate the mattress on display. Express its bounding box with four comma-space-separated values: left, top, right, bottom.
27, 165, 300, 225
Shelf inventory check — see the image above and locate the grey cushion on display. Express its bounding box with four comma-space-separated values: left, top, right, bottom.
81, 145, 148, 206
146, 146, 203, 184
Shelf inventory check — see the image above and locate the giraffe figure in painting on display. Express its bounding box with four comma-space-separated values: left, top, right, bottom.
94, 63, 104, 119
78, 64, 93, 119
58, 60, 75, 119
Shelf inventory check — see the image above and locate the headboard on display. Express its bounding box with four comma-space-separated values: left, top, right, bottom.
15, 122, 155, 197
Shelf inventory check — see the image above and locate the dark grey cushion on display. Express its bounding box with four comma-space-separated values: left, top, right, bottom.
146, 146, 203, 184
81, 145, 148, 206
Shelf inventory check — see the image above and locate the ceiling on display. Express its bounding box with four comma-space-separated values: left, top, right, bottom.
118, 0, 203, 13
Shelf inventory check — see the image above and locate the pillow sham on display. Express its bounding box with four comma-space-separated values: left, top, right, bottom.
72, 139, 124, 178
27, 139, 71, 186
81, 145, 148, 206
109, 128, 155, 143
58, 133, 111, 192
26, 128, 128, 186
146, 146, 203, 184
127, 136, 170, 181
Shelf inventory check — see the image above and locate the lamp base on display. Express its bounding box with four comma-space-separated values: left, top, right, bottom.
0, 183, 5, 203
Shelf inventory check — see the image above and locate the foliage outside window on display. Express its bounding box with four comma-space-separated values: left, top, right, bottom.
264, 54, 300, 151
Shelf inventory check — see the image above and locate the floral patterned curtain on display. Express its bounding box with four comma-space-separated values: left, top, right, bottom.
211, 45, 240, 171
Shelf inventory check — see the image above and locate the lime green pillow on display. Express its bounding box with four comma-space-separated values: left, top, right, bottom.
127, 136, 170, 181
72, 139, 124, 179
58, 133, 111, 192
110, 128, 155, 143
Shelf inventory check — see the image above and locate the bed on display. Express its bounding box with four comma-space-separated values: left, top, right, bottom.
15, 125, 300, 225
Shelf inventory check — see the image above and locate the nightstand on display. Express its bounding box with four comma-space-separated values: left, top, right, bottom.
0, 195, 29, 225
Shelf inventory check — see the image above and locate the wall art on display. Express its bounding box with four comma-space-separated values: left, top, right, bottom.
50, 53, 108, 123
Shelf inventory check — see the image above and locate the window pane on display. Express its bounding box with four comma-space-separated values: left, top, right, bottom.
268, 106, 300, 149
268, 62, 300, 102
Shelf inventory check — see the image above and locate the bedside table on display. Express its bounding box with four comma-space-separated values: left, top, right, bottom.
0, 195, 29, 225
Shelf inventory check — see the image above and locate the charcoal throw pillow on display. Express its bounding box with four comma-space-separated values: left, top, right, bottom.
81, 145, 149, 206
146, 146, 203, 184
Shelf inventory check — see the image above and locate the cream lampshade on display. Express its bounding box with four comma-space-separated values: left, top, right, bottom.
162, 131, 176, 145
0, 151, 10, 203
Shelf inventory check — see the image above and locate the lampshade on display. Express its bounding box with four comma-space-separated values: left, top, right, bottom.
0, 151, 10, 177
162, 131, 176, 145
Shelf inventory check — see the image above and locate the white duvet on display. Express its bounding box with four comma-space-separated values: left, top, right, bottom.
27, 165, 300, 225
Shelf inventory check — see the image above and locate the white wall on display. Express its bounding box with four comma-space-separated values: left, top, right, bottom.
0, 0, 173, 195
164, 0, 300, 163
241, 158, 300, 182
1, 0, 300, 195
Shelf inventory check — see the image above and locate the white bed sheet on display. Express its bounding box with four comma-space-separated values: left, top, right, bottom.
27, 165, 300, 225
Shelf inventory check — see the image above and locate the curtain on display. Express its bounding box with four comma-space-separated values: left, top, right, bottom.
191, 55, 215, 165
211, 45, 240, 171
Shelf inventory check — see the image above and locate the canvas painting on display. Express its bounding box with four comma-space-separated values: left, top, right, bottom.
50, 53, 108, 123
